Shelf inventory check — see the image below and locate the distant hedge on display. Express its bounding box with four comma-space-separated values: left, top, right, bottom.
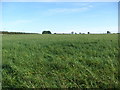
0, 31, 38, 34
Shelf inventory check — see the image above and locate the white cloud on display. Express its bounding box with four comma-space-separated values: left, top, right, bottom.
3, 20, 31, 26
47, 5, 93, 14
48, 8, 87, 13
2, 20, 32, 31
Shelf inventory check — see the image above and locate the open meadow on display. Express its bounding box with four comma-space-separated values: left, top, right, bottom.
2, 34, 119, 88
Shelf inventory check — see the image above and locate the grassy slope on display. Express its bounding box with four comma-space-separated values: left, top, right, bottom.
2, 34, 119, 88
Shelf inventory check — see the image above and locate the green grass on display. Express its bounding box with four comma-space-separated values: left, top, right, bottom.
2, 34, 119, 88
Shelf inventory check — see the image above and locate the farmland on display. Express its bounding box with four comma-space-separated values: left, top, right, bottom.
2, 34, 119, 88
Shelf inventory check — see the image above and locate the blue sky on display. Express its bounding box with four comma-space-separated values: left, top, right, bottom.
2, 2, 118, 34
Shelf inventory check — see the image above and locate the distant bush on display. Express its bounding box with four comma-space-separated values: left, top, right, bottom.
107, 31, 111, 34
42, 31, 51, 34
71, 32, 74, 34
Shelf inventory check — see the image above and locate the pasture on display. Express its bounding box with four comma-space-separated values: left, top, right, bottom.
2, 34, 119, 88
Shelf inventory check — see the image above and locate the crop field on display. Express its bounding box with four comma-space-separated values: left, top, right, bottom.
2, 34, 119, 88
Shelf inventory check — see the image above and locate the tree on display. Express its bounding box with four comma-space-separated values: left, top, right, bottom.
42, 31, 52, 34
107, 31, 111, 34
88, 32, 90, 34
71, 31, 74, 34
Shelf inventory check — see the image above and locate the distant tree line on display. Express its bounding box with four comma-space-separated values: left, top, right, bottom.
1, 30, 117, 35
0, 31, 38, 34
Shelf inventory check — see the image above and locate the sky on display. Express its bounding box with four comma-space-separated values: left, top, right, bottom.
1, 0, 119, 2
2, 2, 118, 34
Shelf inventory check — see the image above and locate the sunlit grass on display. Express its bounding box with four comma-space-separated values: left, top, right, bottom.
2, 34, 119, 88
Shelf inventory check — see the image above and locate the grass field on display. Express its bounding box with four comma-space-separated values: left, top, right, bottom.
2, 34, 119, 88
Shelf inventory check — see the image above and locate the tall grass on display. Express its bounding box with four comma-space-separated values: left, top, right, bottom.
2, 34, 119, 88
